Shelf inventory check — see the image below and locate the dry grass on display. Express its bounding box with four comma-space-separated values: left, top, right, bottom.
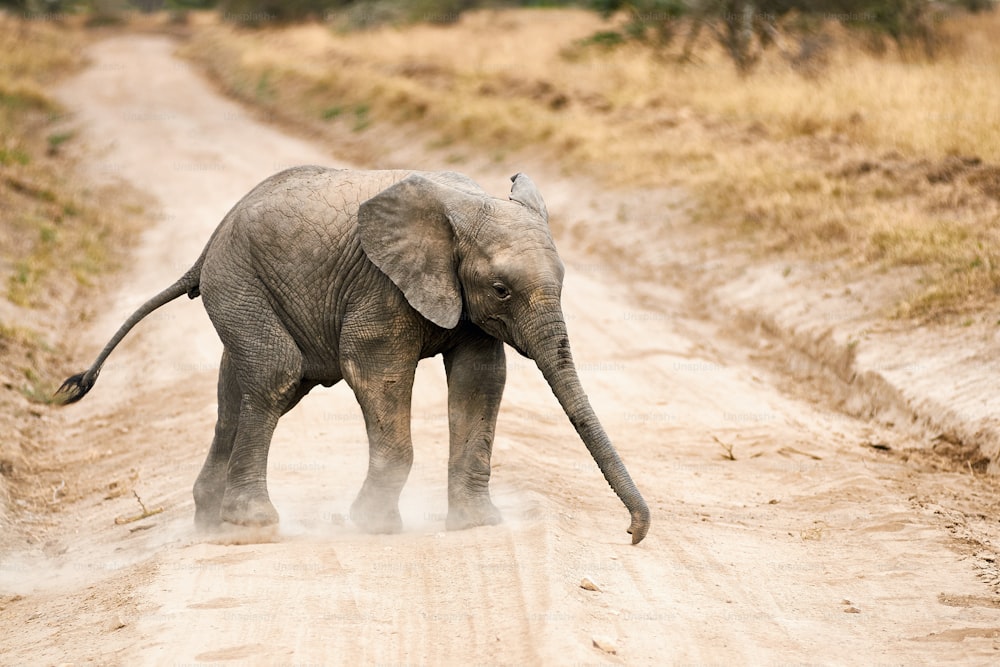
0, 16, 144, 320
0, 15, 148, 529
0, 16, 91, 308
181, 8, 1000, 320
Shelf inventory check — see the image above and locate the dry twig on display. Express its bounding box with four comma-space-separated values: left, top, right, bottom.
114, 490, 163, 525
713, 435, 736, 461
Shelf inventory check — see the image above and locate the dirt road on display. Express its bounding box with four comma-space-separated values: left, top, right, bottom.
2, 35, 1000, 665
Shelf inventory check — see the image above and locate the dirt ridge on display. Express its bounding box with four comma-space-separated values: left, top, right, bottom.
708, 260, 1000, 474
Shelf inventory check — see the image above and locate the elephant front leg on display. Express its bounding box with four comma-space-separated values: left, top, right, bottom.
344, 358, 417, 534
443, 337, 505, 530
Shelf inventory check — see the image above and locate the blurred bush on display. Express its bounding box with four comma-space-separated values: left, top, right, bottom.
588, 0, 997, 71
3, 0, 991, 70
215, 0, 485, 25
216, 0, 343, 24
0, 0, 218, 17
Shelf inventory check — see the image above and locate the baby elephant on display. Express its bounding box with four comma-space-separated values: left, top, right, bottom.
58, 168, 650, 544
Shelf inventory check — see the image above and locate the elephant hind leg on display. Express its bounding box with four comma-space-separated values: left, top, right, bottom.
193, 348, 241, 529
221, 361, 303, 526
194, 349, 313, 529
282, 379, 319, 416
205, 298, 305, 528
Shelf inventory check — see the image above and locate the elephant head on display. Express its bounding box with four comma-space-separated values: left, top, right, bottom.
358, 172, 650, 543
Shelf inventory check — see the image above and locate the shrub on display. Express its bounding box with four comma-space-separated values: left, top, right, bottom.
588, 0, 996, 71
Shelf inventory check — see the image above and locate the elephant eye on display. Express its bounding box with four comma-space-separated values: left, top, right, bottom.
491, 282, 512, 300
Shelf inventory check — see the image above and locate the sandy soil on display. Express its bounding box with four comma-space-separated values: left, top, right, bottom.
2, 35, 1000, 665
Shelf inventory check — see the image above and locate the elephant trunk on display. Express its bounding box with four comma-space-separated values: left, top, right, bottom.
525, 311, 650, 544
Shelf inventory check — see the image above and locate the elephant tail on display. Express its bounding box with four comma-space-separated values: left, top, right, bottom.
54, 252, 206, 405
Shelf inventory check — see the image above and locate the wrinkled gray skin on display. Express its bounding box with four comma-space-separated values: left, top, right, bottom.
58, 168, 650, 544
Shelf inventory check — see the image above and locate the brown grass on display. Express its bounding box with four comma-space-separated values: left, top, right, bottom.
180, 8, 1000, 320
0, 15, 147, 528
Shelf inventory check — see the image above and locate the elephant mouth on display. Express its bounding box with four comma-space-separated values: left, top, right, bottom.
482, 316, 530, 358
509, 341, 530, 358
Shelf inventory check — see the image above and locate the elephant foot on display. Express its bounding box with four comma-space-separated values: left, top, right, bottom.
208, 521, 280, 545
194, 504, 223, 531
350, 492, 403, 534
446, 497, 502, 531
193, 474, 226, 530
220, 487, 279, 527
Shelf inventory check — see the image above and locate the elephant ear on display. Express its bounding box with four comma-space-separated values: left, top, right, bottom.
509, 173, 548, 221
358, 175, 474, 329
